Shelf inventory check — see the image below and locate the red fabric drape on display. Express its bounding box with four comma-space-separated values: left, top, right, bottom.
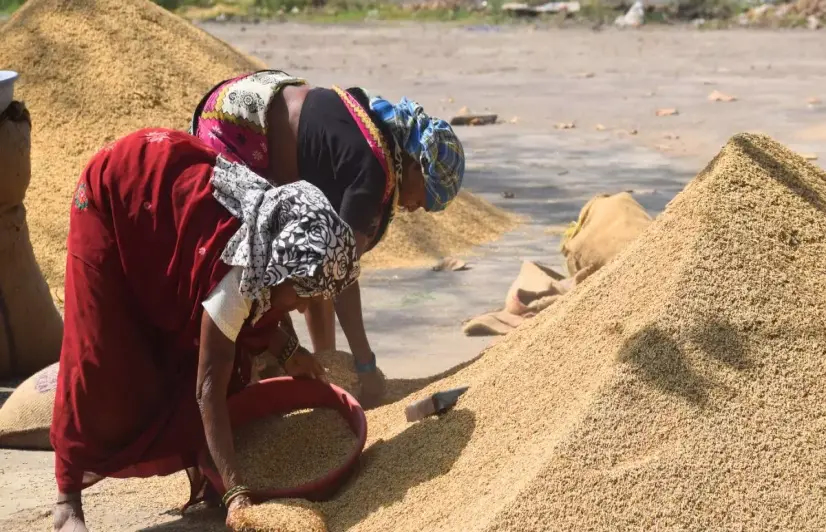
51, 129, 249, 492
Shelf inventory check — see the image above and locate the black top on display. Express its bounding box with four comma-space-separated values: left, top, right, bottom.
297, 87, 394, 252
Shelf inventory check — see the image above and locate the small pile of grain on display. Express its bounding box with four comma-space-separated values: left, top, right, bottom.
235, 409, 356, 491
361, 191, 518, 270
232, 499, 327, 532
0, 0, 516, 292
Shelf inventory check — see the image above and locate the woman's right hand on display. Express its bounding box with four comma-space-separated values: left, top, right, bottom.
284, 347, 329, 382
225, 493, 253, 530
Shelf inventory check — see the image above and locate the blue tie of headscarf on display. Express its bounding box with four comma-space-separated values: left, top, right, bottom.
369, 96, 465, 212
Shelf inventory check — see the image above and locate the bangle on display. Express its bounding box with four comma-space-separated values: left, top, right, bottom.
355, 352, 377, 374
222, 485, 251, 507
277, 333, 299, 369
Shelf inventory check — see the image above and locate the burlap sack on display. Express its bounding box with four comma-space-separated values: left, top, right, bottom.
0, 101, 32, 208
504, 261, 567, 315
560, 192, 652, 277
463, 311, 526, 337
0, 362, 57, 450
0, 207, 64, 379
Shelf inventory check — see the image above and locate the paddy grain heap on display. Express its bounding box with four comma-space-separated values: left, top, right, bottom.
0, 0, 514, 292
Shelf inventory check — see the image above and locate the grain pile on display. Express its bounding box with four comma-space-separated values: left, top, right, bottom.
235, 409, 356, 491
0, 0, 516, 293
233, 499, 327, 532
11, 132, 822, 530
0, 0, 265, 290
362, 191, 519, 270
301, 132, 826, 531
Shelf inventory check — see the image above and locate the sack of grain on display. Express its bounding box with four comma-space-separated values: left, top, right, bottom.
0, 101, 32, 208
504, 261, 567, 315
560, 192, 652, 277
0, 362, 57, 450
0, 206, 64, 379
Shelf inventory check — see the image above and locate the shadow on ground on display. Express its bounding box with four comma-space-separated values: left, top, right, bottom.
324, 408, 475, 531
617, 317, 748, 407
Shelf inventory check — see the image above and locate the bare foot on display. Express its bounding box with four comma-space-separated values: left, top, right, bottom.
54, 494, 87, 532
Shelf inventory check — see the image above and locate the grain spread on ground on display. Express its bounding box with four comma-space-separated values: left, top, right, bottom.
0, 0, 516, 296
235, 409, 356, 491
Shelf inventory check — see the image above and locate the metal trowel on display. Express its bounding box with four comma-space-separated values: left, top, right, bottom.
404, 386, 469, 423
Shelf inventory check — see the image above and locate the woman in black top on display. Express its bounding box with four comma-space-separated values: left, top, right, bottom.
190, 70, 465, 406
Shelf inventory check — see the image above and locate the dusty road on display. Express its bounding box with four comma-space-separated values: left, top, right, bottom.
3, 23, 826, 530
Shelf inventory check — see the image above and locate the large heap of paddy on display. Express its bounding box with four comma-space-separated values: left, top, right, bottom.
5, 133, 824, 531
0, 0, 514, 292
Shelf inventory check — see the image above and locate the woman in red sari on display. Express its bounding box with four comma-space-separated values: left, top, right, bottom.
51, 128, 359, 532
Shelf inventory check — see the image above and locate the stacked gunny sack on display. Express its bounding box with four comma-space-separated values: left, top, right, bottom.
0, 98, 63, 381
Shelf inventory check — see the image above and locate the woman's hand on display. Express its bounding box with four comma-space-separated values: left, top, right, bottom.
225, 493, 253, 530
285, 347, 329, 382
358, 369, 386, 409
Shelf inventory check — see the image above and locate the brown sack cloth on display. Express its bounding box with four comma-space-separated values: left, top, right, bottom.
0, 362, 57, 450
560, 192, 652, 277
464, 261, 571, 337
504, 260, 567, 315
463, 311, 527, 337
0, 102, 64, 379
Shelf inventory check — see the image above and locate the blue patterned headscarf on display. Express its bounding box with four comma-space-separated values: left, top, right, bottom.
368, 95, 465, 212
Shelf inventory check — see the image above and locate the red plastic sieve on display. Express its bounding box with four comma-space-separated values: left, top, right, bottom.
198, 376, 367, 502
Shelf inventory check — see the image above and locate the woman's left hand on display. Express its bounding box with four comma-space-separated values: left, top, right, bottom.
284, 348, 329, 382
225, 493, 253, 529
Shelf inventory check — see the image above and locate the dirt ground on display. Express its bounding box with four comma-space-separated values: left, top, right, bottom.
3, 23, 826, 530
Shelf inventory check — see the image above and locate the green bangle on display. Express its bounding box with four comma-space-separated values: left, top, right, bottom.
222, 485, 251, 508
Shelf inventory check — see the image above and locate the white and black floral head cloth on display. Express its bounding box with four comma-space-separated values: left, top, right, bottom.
211, 156, 360, 324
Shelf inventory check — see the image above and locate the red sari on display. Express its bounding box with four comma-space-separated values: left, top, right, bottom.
51, 129, 253, 492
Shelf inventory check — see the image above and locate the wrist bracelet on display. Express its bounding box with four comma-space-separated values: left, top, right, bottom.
277, 333, 299, 369
222, 485, 251, 507
355, 352, 377, 374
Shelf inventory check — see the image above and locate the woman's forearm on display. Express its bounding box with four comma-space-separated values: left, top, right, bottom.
303, 298, 337, 353
334, 281, 373, 364
198, 378, 243, 490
